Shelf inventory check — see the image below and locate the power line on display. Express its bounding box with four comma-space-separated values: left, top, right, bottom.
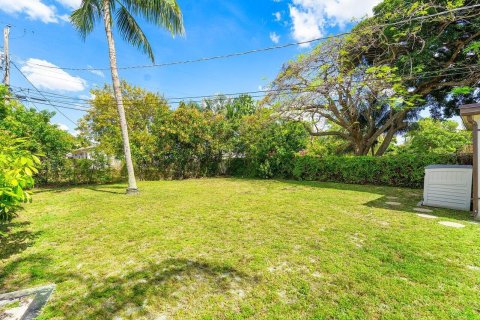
11, 62, 79, 125
23, 4, 480, 72
13, 92, 90, 110
12, 65, 478, 103
9, 91, 40, 112
16, 98, 90, 112
12, 71, 479, 111
9, 66, 480, 109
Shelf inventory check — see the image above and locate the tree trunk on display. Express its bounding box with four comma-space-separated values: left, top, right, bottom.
375, 127, 396, 156
375, 115, 407, 157
102, 0, 138, 194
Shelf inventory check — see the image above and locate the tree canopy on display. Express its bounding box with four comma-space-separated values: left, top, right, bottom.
351, 0, 480, 116
0, 86, 76, 184
266, 38, 416, 156
401, 118, 471, 154
267, 0, 479, 155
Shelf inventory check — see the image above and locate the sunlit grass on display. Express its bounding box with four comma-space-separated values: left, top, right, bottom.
1, 178, 479, 319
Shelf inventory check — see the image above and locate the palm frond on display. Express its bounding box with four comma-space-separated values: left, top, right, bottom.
70, 0, 102, 39
115, 5, 155, 62
121, 0, 185, 36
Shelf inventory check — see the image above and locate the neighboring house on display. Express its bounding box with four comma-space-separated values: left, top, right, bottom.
66, 146, 96, 160
67, 146, 122, 170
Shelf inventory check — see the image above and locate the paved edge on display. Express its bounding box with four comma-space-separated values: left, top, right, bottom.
0, 284, 56, 320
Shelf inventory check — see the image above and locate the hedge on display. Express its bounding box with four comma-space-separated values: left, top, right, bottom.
292, 154, 472, 188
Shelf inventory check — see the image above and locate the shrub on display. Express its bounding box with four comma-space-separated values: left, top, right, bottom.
0, 133, 40, 222
293, 154, 468, 188
229, 109, 309, 178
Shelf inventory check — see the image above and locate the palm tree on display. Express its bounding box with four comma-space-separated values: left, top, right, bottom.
71, 0, 184, 194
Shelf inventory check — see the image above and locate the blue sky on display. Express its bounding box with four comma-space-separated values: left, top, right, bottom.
0, 0, 383, 131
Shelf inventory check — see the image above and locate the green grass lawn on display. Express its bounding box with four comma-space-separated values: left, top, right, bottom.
1, 178, 479, 319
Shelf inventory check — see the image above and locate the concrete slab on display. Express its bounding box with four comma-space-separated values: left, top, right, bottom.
386, 196, 399, 200
385, 202, 401, 206
414, 208, 433, 213
438, 221, 465, 228
0, 284, 55, 320
417, 214, 438, 219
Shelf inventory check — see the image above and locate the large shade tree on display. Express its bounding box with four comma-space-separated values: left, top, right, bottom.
71, 0, 184, 193
266, 38, 417, 156
268, 1, 479, 155
350, 0, 480, 117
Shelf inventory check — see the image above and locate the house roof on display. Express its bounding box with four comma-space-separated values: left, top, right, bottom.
71, 146, 96, 154
460, 103, 480, 130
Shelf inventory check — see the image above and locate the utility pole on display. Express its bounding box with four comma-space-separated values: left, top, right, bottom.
3, 25, 10, 87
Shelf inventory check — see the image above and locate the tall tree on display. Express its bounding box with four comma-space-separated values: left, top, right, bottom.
266, 38, 417, 156
350, 0, 480, 116
71, 0, 184, 193
78, 82, 170, 180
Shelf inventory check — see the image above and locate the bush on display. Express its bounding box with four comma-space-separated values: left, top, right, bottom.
37, 154, 121, 186
229, 109, 309, 178
0, 134, 40, 222
293, 154, 470, 188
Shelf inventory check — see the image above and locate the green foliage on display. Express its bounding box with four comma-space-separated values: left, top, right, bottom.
71, 0, 184, 63
0, 88, 76, 185
151, 104, 230, 179
353, 0, 480, 116
293, 153, 468, 188
230, 109, 309, 178
401, 118, 471, 154
79, 82, 170, 179
69, 153, 119, 185
267, 37, 416, 156
451, 86, 473, 96
0, 132, 41, 222
81, 84, 308, 180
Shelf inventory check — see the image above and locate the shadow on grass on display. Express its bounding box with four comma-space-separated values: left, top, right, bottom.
35, 184, 127, 195
83, 186, 125, 195
0, 256, 256, 319
61, 259, 255, 319
0, 222, 40, 260
275, 179, 474, 222
33, 187, 74, 195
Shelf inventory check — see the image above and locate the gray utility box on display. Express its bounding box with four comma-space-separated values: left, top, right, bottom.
423, 165, 473, 211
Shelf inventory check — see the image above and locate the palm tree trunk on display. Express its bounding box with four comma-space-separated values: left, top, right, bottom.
102, 0, 138, 194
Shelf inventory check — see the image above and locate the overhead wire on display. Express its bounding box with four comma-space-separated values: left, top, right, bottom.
9, 66, 480, 111
11, 62, 79, 125
6, 4, 479, 116
21, 4, 480, 72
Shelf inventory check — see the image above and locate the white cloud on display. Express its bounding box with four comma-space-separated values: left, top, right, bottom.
55, 0, 81, 10
323, 0, 382, 24
87, 66, 105, 78
270, 32, 281, 44
289, 5, 323, 46
56, 123, 69, 131
288, 0, 382, 45
21, 58, 87, 92
0, 0, 81, 24
0, 0, 58, 23
273, 11, 282, 21
59, 14, 71, 22
79, 93, 96, 100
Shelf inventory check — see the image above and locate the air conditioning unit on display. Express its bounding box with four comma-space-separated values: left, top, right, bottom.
423, 165, 473, 211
